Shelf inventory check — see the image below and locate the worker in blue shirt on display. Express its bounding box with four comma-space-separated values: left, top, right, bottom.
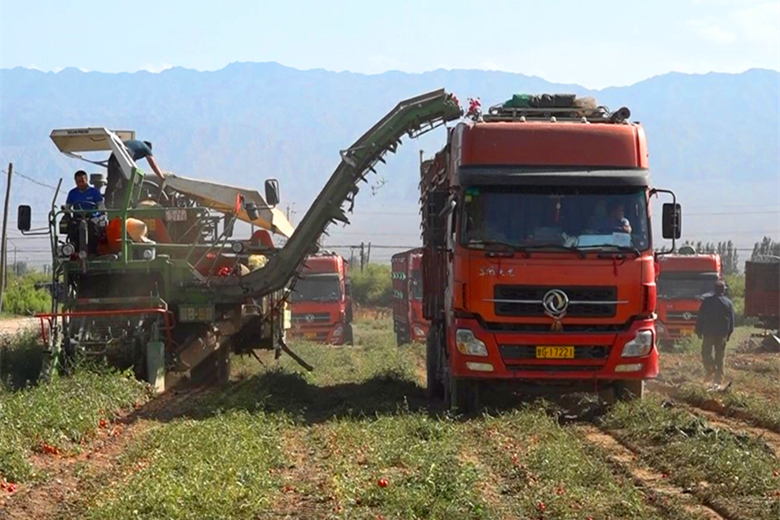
105, 139, 166, 208
65, 170, 105, 254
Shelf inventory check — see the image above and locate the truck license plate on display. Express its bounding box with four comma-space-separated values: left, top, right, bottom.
536, 346, 575, 359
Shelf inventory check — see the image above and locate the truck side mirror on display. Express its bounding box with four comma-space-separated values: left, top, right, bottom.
662, 203, 681, 239
264, 179, 280, 207
17, 205, 31, 232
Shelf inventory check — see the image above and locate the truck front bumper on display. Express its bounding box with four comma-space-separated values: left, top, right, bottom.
449, 317, 658, 381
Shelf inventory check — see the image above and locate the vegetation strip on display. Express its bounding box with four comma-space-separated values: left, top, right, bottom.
602, 396, 780, 520
576, 424, 726, 520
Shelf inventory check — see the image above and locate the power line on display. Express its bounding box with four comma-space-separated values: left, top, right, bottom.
1, 168, 58, 191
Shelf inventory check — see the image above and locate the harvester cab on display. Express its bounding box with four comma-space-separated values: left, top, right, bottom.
18, 90, 462, 392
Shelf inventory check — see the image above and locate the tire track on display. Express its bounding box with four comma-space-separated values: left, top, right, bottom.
575, 424, 729, 520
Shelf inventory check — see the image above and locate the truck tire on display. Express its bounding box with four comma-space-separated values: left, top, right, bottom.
344, 324, 355, 346
445, 375, 479, 414
426, 330, 445, 400
615, 380, 644, 401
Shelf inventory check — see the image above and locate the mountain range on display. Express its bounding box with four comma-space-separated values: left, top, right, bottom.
1, 63, 778, 263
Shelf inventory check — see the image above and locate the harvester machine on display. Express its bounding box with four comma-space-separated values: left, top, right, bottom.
18, 90, 461, 391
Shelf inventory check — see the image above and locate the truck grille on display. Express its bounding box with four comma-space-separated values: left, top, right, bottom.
493, 285, 618, 318
291, 312, 332, 324
666, 311, 697, 322
499, 345, 610, 360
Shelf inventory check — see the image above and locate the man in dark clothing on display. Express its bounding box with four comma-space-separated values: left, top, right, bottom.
695, 281, 736, 384
105, 140, 165, 208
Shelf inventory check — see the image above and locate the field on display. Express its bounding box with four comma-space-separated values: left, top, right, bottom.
1, 318, 778, 520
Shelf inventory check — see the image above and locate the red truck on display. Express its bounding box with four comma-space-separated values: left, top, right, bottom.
420, 94, 682, 411
290, 253, 354, 345
745, 256, 780, 330
392, 248, 430, 345
656, 252, 722, 347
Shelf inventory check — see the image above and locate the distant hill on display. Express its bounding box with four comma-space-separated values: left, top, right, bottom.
1, 63, 778, 262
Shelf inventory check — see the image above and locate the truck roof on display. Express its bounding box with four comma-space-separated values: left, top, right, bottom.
302, 255, 345, 275
659, 254, 721, 273
456, 122, 648, 170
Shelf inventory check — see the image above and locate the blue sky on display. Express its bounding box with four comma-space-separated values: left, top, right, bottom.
1, 0, 778, 88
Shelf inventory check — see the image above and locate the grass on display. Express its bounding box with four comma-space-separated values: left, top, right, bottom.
5, 317, 778, 519
660, 326, 780, 431
0, 366, 152, 483
0, 328, 45, 391
1, 272, 51, 317
79, 411, 291, 520
603, 395, 780, 520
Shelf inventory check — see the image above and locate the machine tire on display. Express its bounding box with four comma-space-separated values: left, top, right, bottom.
191, 345, 231, 385
426, 329, 445, 400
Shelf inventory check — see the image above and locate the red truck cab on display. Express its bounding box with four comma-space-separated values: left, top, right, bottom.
290, 253, 354, 345
656, 252, 722, 346
421, 95, 682, 410
392, 248, 430, 345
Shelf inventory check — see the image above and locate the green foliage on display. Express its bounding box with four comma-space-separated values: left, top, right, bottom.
752, 236, 780, 259
0, 366, 151, 482
350, 263, 392, 307
605, 396, 780, 520
0, 329, 44, 391
1, 271, 51, 316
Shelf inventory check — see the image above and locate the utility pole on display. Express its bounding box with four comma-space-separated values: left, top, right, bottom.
366, 242, 371, 265
360, 242, 365, 272
0, 163, 12, 314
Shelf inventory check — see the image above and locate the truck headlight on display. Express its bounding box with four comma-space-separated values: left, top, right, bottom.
456, 329, 488, 357
621, 330, 653, 357
332, 326, 344, 337
413, 325, 426, 338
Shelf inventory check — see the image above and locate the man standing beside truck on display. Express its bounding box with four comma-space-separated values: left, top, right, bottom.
695, 281, 736, 384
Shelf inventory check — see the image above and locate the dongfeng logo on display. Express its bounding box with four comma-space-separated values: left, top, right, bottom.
542, 289, 569, 316
305, 314, 315, 324
682, 312, 692, 321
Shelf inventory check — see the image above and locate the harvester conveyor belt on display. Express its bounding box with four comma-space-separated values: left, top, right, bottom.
210, 89, 461, 299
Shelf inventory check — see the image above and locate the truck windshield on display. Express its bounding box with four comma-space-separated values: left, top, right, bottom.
291, 277, 342, 302
411, 270, 423, 300
460, 186, 650, 251
658, 275, 718, 299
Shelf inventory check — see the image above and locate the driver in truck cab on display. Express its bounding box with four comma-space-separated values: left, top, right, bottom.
65, 170, 105, 254
601, 201, 632, 234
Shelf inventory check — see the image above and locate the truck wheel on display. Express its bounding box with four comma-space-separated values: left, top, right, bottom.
445, 375, 479, 414
615, 380, 644, 401
426, 330, 445, 400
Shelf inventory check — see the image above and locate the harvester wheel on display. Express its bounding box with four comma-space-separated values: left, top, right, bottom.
426, 330, 445, 400
191, 346, 231, 386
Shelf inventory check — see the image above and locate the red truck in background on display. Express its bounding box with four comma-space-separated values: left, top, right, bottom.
745, 256, 780, 330
420, 94, 682, 411
290, 253, 354, 345
392, 248, 430, 345
656, 251, 722, 347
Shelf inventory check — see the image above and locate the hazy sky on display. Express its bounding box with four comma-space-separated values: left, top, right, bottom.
1, 0, 778, 88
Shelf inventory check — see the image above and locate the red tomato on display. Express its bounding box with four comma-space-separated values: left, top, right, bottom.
377, 478, 388, 488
